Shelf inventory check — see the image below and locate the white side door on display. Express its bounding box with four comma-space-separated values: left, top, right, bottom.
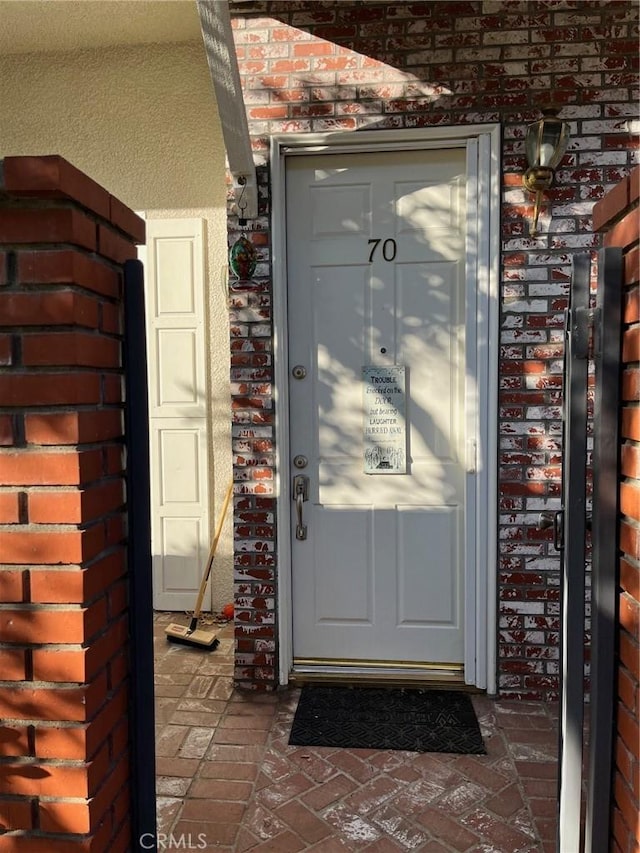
286, 148, 473, 676
142, 219, 210, 611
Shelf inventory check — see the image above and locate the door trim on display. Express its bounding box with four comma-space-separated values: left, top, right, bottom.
271, 126, 501, 693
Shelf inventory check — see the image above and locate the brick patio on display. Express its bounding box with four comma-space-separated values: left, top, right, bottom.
153, 614, 559, 852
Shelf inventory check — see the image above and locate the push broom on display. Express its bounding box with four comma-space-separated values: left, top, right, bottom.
165, 480, 234, 649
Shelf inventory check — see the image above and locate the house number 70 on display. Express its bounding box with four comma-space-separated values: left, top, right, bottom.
367, 238, 397, 262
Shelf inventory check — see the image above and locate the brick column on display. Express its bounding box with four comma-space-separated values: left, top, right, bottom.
227, 169, 276, 691
0, 156, 144, 851
593, 165, 640, 853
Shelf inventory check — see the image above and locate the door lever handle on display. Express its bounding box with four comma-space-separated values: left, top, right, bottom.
538, 509, 564, 551
293, 474, 309, 540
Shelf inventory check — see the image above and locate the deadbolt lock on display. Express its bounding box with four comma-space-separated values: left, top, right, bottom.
293, 455, 308, 469
292, 365, 307, 380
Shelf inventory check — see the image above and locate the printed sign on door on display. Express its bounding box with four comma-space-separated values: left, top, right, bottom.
362, 366, 407, 474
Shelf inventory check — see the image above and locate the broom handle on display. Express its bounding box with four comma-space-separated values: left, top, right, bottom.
192, 480, 234, 621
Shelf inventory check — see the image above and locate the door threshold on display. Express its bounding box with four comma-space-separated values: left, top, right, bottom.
290, 663, 480, 691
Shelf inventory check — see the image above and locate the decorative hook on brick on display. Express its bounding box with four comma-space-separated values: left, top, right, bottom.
234, 172, 257, 224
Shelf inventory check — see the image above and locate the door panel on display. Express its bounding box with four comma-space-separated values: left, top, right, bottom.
159, 517, 205, 591
156, 329, 200, 406
313, 507, 374, 624
287, 149, 468, 670
397, 506, 459, 625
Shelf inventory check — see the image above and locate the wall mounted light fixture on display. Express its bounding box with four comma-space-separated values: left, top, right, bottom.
523, 106, 570, 236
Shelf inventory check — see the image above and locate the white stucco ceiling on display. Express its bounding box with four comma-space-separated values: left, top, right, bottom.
0, 0, 203, 55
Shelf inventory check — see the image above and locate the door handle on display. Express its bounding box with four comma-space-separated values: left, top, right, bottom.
538, 509, 564, 551
293, 474, 309, 540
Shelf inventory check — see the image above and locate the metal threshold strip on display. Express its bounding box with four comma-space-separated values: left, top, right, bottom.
291, 658, 476, 690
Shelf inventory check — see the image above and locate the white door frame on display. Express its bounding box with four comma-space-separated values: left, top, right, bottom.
271, 126, 501, 693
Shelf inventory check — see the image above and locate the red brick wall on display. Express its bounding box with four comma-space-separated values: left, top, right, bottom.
594, 168, 640, 853
0, 156, 144, 851
227, 0, 639, 693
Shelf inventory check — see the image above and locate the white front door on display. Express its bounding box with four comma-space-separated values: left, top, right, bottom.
286, 147, 477, 679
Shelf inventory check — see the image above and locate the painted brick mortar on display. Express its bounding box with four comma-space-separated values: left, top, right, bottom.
226, 0, 639, 694
0, 155, 143, 850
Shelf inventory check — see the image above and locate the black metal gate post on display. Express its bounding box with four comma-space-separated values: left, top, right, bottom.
123, 259, 157, 852
584, 247, 623, 853
557, 253, 590, 853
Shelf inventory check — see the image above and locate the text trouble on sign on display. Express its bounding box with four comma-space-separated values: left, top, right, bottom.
362, 366, 407, 474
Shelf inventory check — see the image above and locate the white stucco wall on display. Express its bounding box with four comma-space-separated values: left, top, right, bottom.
1, 39, 233, 609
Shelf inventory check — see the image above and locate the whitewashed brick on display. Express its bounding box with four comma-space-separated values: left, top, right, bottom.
535, 40, 599, 56
526, 406, 563, 420
483, 30, 531, 45
554, 11, 601, 24
502, 300, 550, 314
604, 103, 640, 118
528, 283, 569, 296
501, 543, 546, 556
500, 602, 546, 615
550, 234, 601, 249
501, 331, 548, 343
500, 423, 546, 436
406, 49, 454, 65
579, 151, 629, 167
233, 426, 272, 439
548, 219, 578, 234
503, 284, 527, 297
500, 437, 526, 449
502, 315, 524, 329
527, 252, 572, 266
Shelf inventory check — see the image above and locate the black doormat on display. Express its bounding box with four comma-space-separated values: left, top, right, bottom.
288, 685, 486, 754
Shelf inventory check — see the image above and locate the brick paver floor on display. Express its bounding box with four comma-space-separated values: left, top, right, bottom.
154, 614, 559, 852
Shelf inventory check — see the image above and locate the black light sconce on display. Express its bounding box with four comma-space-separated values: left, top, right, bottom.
523, 106, 570, 236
